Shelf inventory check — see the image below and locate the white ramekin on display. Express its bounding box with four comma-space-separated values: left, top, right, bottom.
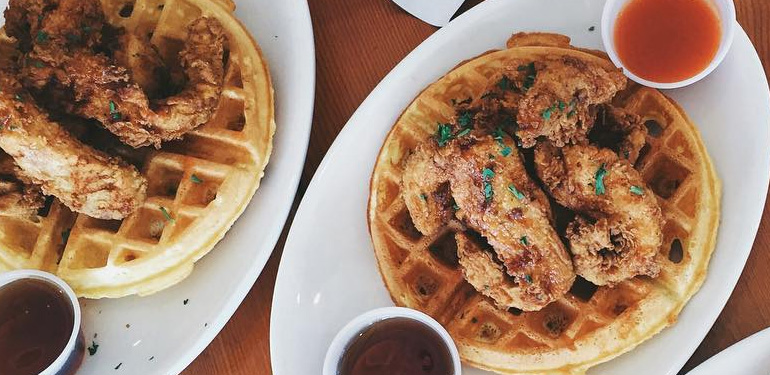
601, 0, 736, 89
322, 307, 462, 375
0, 270, 84, 375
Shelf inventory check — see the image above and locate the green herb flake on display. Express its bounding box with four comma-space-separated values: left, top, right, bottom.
190, 174, 203, 184
522, 62, 537, 90
595, 163, 608, 195
452, 202, 460, 211
630, 185, 644, 196
435, 123, 453, 147
482, 168, 495, 202
542, 107, 553, 120
87, 341, 99, 356
500, 146, 512, 157
497, 75, 515, 91
520, 236, 529, 246
61, 228, 71, 245
36, 30, 48, 43
457, 111, 473, 128
419, 193, 428, 201
508, 184, 525, 200
524, 274, 533, 284
13, 94, 23, 102
455, 128, 471, 138
558, 100, 566, 111
108, 101, 122, 121
159, 206, 175, 222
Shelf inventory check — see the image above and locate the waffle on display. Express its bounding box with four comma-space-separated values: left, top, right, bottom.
367, 34, 720, 374
0, 0, 275, 298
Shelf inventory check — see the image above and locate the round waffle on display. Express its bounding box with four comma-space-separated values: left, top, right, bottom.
368, 34, 720, 374
0, 0, 275, 298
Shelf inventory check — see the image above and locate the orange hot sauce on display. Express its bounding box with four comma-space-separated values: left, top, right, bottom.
614, 0, 722, 83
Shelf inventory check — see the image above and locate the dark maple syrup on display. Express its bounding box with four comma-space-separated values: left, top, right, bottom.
337, 317, 454, 375
614, 0, 722, 83
0, 278, 75, 375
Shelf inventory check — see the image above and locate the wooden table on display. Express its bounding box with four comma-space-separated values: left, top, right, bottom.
183, 0, 770, 373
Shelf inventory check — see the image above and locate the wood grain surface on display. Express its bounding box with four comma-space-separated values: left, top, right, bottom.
182, 0, 770, 374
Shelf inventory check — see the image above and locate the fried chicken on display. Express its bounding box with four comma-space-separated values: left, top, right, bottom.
440, 135, 574, 311
10, 0, 226, 148
590, 104, 647, 164
534, 142, 662, 285
0, 72, 147, 220
401, 141, 454, 236
0, 152, 45, 218
516, 55, 627, 148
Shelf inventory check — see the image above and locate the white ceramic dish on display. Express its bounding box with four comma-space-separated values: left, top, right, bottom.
685, 327, 770, 375
0, 0, 315, 374
322, 307, 462, 375
601, 0, 736, 89
270, 0, 770, 374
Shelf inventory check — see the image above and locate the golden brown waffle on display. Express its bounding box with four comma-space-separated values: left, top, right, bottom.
0, 0, 275, 298
368, 35, 720, 374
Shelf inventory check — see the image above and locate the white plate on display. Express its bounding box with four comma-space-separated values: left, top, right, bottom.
686, 327, 770, 375
270, 0, 770, 374
0, 0, 315, 374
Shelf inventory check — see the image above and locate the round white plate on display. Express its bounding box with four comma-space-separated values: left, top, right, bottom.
0, 0, 315, 374
270, 0, 770, 374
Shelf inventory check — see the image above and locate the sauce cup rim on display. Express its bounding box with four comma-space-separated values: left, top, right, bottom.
322, 306, 463, 375
0, 269, 81, 375
601, 0, 736, 89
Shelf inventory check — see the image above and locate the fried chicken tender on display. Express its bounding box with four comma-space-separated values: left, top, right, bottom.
456, 232, 526, 310
0, 72, 147, 220
440, 136, 574, 311
534, 142, 662, 285
401, 141, 454, 236
516, 56, 627, 148
0, 152, 45, 218
590, 104, 647, 164
12, 0, 226, 148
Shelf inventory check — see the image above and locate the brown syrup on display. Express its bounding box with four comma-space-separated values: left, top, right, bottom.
0, 279, 74, 375
338, 317, 454, 375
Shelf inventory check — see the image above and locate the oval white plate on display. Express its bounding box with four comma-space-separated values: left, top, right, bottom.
270, 0, 770, 374
0, 0, 315, 374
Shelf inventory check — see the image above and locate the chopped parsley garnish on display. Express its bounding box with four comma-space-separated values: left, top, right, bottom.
435, 123, 453, 147
500, 146, 512, 157
519, 62, 537, 90
455, 128, 471, 138
496, 75, 516, 92
457, 111, 473, 127
115, 363, 122, 370
26, 57, 44, 69
542, 107, 554, 120
492, 127, 511, 156
13, 94, 23, 102
87, 341, 99, 356
558, 100, 566, 111
419, 193, 428, 201
36, 30, 48, 43
595, 164, 608, 195
190, 174, 203, 184
482, 168, 495, 202
520, 236, 529, 246
524, 274, 533, 283
82, 25, 92, 33
452, 202, 460, 211
183, 299, 189, 305
109, 101, 122, 121
630, 185, 644, 196
508, 184, 525, 200
159, 206, 175, 222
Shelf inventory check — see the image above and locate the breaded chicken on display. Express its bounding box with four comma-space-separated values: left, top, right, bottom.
516, 55, 627, 148
0, 152, 45, 218
0, 72, 147, 220
440, 135, 574, 311
590, 104, 647, 164
534, 142, 662, 285
401, 141, 454, 236
456, 232, 524, 310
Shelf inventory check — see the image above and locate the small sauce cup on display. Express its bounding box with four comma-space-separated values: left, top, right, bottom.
0, 270, 84, 375
323, 307, 462, 375
601, 0, 736, 89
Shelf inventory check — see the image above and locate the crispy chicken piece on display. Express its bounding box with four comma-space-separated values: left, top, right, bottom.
401, 141, 454, 236
440, 136, 574, 310
516, 55, 627, 148
0, 152, 45, 218
534, 142, 662, 285
590, 104, 647, 164
0, 72, 147, 220
112, 32, 170, 97
456, 232, 525, 310
12, 0, 226, 148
